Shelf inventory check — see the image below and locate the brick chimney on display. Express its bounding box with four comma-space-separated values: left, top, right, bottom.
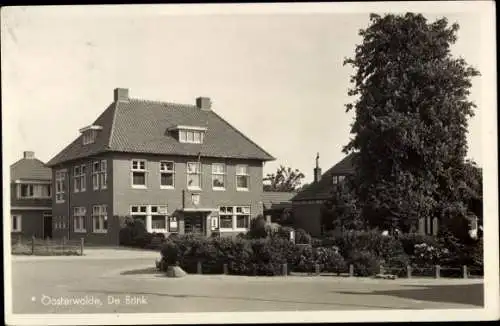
196, 97, 212, 110
23, 151, 35, 159
313, 152, 322, 183
114, 88, 129, 102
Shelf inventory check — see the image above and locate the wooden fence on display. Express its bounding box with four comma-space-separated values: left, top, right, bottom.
180, 261, 483, 279
11, 236, 85, 256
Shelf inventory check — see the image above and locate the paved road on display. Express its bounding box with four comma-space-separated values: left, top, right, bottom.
10, 250, 484, 314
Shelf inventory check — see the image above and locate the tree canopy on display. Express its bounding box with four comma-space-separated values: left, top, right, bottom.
342, 13, 481, 233
263, 165, 305, 192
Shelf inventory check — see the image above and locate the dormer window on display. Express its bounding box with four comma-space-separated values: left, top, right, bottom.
170, 125, 207, 144
79, 125, 103, 145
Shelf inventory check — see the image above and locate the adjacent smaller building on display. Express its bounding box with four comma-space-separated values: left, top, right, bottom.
262, 191, 295, 224
291, 153, 355, 236
10, 151, 52, 239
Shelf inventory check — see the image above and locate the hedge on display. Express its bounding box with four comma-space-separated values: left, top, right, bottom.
159, 228, 483, 277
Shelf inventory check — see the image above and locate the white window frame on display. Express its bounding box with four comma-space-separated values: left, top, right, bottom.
131, 159, 147, 188
73, 207, 86, 233
187, 162, 202, 190
55, 170, 66, 203
92, 161, 100, 190
212, 163, 226, 191
80, 164, 86, 191
236, 165, 250, 191
179, 129, 204, 144
151, 205, 168, 233
160, 161, 175, 189
100, 160, 107, 189
92, 205, 108, 233
12, 215, 22, 232
92, 161, 106, 190
73, 166, 81, 193
82, 129, 97, 145
19, 184, 34, 198
18, 183, 52, 199
218, 206, 251, 232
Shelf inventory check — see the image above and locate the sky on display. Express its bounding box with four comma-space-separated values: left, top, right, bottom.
1, 3, 495, 184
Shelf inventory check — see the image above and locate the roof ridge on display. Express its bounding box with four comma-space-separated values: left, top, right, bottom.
210, 111, 275, 161
129, 97, 197, 108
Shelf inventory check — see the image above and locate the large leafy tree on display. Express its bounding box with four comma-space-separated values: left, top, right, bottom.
321, 176, 364, 233
263, 165, 305, 192
343, 13, 480, 232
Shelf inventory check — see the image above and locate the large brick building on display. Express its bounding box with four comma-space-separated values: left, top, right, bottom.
46, 88, 274, 244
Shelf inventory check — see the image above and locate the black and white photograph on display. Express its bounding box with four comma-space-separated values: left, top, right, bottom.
2, 2, 498, 325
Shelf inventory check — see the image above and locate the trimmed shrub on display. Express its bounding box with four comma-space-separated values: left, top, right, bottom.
350, 250, 381, 276
247, 215, 267, 239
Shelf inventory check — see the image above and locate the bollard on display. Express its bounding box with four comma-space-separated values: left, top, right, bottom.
463, 265, 468, 279
31, 236, 35, 255
315, 264, 320, 276
435, 265, 441, 279
349, 264, 354, 277
253, 264, 257, 276
80, 238, 84, 256
197, 261, 202, 274
407, 265, 412, 279
282, 263, 288, 276
223, 263, 228, 275
62, 236, 66, 252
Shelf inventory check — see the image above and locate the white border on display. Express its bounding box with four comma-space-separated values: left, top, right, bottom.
2, 1, 498, 324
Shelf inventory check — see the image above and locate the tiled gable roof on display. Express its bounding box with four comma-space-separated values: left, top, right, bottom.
291, 153, 357, 202
47, 97, 274, 166
262, 191, 295, 210
10, 158, 52, 181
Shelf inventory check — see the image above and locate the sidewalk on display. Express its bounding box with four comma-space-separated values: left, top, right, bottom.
11, 247, 160, 261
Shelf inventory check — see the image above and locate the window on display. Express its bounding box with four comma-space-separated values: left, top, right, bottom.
130, 205, 147, 226
151, 205, 168, 231
187, 162, 201, 189
92, 161, 99, 190
219, 206, 233, 229
18, 184, 51, 199
73, 207, 86, 232
212, 163, 225, 190
92, 161, 107, 190
12, 215, 22, 232
92, 205, 107, 233
82, 130, 97, 145
236, 206, 251, 229
73, 165, 86, 192
131, 160, 147, 188
160, 161, 175, 188
333, 175, 345, 185
74, 166, 80, 192
55, 170, 66, 203
236, 165, 249, 190
178, 129, 205, 144
218, 206, 250, 231
131, 205, 170, 232
100, 160, 107, 189
20, 184, 34, 197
